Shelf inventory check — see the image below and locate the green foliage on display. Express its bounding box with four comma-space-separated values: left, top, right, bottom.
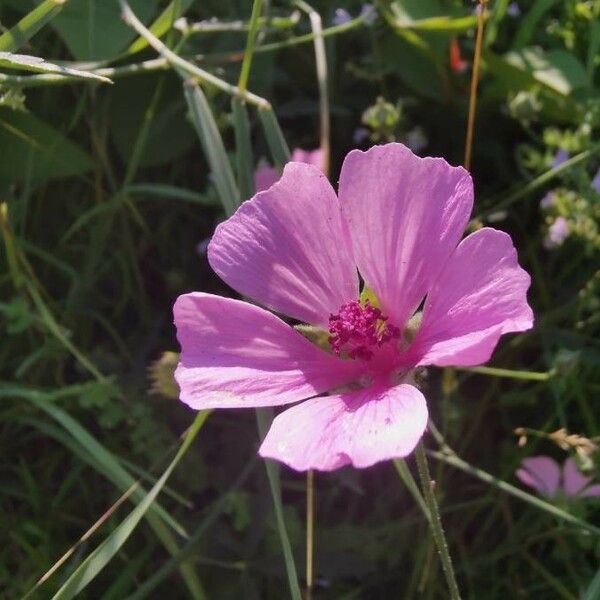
0, 0, 599, 598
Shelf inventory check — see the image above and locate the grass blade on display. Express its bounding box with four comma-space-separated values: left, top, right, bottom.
231, 97, 255, 200
51, 411, 209, 599
0, 0, 66, 53
126, 0, 195, 55
256, 408, 302, 600
0, 52, 112, 83
258, 107, 290, 168
184, 81, 240, 215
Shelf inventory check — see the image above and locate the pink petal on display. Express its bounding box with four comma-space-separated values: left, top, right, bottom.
562, 457, 592, 497
580, 484, 600, 498
291, 147, 324, 171
259, 382, 428, 471
209, 162, 358, 328
516, 456, 561, 497
338, 143, 473, 330
254, 163, 280, 193
174, 293, 364, 410
409, 228, 533, 367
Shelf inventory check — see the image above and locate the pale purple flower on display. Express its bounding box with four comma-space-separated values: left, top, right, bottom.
332, 8, 352, 26
360, 4, 377, 25
406, 127, 428, 153
174, 143, 533, 471
552, 149, 569, 168
544, 216, 570, 248
591, 168, 600, 193
507, 2, 521, 17
517, 456, 600, 498
254, 147, 324, 193
540, 191, 556, 209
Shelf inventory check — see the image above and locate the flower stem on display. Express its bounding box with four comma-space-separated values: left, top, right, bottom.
306, 469, 315, 600
414, 441, 462, 600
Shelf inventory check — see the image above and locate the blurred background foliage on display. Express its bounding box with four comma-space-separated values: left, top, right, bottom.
0, 0, 599, 598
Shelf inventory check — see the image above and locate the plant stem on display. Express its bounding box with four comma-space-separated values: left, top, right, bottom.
306, 469, 315, 600
463, 0, 487, 170
414, 441, 462, 600
237, 0, 263, 92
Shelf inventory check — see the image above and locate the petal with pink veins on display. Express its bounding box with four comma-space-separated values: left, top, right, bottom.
209, 163, 358, 328
259, 382, 428, 471
291, 147, 324, 170
516, 456, 561, 497
409, 228, 533, 367
174, 293, 364, 410
338, 143, 473, 331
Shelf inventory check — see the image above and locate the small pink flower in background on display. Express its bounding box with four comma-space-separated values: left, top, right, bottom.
552, 149, 569, 168
517, 456, 600, 499
174, 143, 533, 471
591, 168, 600, 193
544, 216, 570, 248
254, 148, 324, 193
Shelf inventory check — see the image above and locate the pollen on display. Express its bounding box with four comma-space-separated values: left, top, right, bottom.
328, 300, 400, 360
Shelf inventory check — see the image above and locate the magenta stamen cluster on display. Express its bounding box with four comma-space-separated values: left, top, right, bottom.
328, 300, 401, 360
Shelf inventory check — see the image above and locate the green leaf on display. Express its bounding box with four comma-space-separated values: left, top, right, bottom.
51, 411, 209, 600
256, 409, 302, 600
512, 0, 557, 50
0, 0, 67, 52
258, 107, 290, 168
502, 47, 588, 95
0, 52, 111, 82
0, 106, 93, 184
126, 183, 217, 205
126, 0, 195, 55
384, 0, 476, 33
184, 81, 240, 215
51, 0, 158, 61
231, 97, 255, 200
583, 568, 600, 600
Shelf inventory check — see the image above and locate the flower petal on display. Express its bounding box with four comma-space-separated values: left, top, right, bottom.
254, 163, 280, 193
174, 293, 364, 410
580, 484, 600, 498
409, 228, 533, 367
516, 456, 560, 497
562, 457, 592, 497
338, 143, 473, 330
259, 382, 428, 471
209, 162, 358, 327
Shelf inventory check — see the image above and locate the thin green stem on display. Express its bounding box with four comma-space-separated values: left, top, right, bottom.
118, 0, 270, 108
237, 0, 263, 92
456, 365, 554, 381
414, 441, 462, 600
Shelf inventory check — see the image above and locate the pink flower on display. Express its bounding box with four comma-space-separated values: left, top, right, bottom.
517, 456, 600, 498
254, 147, 324, 193
174, 143, 533, 471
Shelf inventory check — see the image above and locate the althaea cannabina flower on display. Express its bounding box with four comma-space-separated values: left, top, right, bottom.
517, 456, 600, 499
174, 143, 533, 471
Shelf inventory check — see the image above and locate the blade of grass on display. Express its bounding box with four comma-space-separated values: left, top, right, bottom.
119, 0, 270, 108
126, 0, 195, 55
256, 408, 302, 600
0, 0, 67, 53
393, 459, 431, 521
231, 97, 255, 200
51, 411, 209, 600
583, 567, 600, 600
258, 107, 290, 168
428, 449, 600, 537
294, 1, 330, 176
237, 0, 263, 92
184, 81, 240, 215
126, 457, 257, 599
